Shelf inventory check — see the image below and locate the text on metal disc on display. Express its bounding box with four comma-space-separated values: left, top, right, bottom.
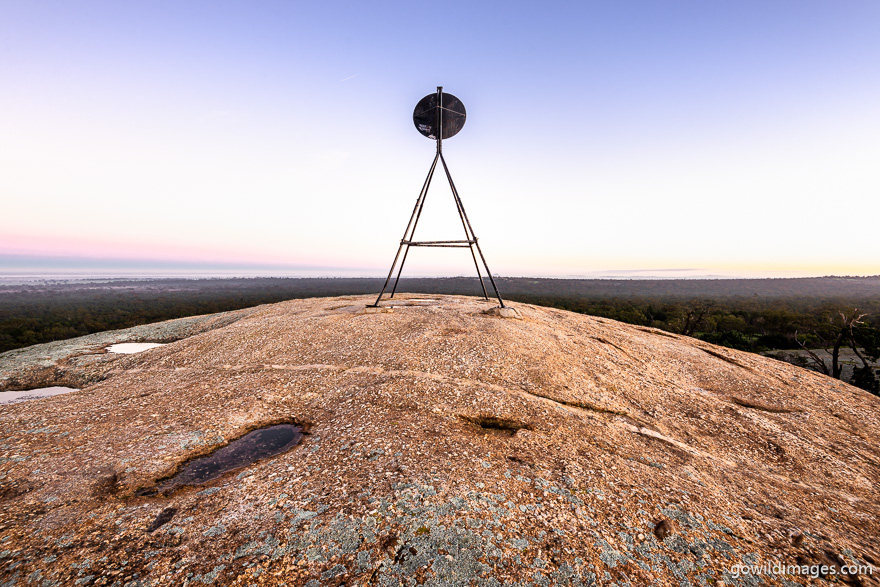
412, 92, 466, 140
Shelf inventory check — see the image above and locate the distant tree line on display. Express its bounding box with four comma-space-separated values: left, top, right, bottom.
1, 276, 878, 394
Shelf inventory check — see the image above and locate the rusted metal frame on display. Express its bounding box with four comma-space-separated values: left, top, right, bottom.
438, 155, 490, 300
370, 153, 440, 306
374, 85, 505, 307
387, 87, 444, 300
403, 240, 475, 245
407, 244, 471, 248
388, 152, 441, 298
434, 97, 487, 300
436, 86, 443, 155
468, 245, 490, 300
439, 153, 505, 307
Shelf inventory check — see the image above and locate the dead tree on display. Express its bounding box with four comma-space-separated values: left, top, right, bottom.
795, 309, 868, 380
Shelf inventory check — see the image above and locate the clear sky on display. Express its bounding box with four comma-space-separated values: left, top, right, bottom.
2, 1, 879, 278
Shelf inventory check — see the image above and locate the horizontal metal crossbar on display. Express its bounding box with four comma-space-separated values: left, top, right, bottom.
409, 244, 471, 248
402, 239, 475, 245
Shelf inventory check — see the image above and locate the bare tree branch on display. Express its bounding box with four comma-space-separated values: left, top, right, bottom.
848, 311, 872, 369
795, 330, 830, 375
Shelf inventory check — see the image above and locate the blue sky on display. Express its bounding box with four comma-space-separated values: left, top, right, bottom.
2, 1, 879, 277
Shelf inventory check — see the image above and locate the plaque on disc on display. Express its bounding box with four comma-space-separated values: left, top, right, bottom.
412, 92, 466, 140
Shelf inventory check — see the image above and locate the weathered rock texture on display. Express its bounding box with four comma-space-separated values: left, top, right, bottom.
1, 294, 878, 586
0, 307, 263, 392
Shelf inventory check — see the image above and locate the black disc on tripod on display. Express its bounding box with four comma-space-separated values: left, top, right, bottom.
413, 92, 466, 140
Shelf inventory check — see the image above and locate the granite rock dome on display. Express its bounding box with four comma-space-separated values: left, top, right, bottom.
1, 295, 878, 586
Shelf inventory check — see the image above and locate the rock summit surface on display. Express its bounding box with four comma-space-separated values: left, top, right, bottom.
1, 294, 878, 586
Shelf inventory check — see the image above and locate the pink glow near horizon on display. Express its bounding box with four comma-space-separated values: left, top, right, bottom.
2, 231, 879, 279
0, 232, 318, 266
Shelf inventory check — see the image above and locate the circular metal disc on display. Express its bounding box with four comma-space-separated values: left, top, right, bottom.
412, 92, 466, 140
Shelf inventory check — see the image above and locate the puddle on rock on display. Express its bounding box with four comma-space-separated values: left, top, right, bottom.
106, 342, 166, 354
146, 424, 304, 495
0, 386, 78, 405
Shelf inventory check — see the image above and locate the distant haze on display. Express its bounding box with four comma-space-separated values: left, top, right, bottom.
2, 1, 878, 278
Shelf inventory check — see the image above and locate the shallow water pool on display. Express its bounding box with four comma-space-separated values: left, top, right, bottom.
106, 342, 166, 354
146, 423, 304, 494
